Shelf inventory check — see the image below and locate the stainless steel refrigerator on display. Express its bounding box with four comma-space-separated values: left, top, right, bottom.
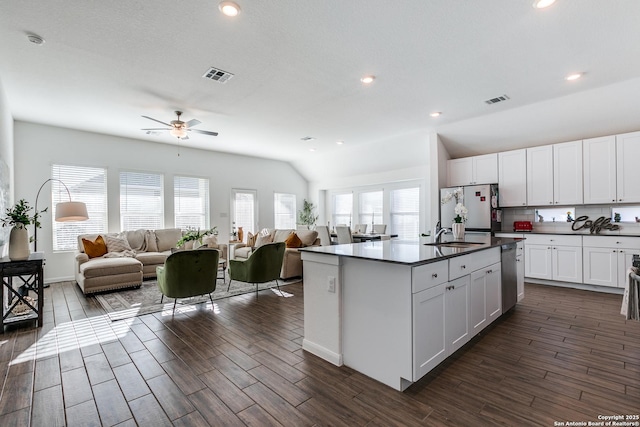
440, 184, 501, 233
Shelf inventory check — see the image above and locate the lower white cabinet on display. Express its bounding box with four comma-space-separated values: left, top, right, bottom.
445, 275, 471, 354
412, 283, 447, 379
516, 241, 525, 301
582, 236, 640, 288
469, 262, 502, 336
524, 235, 582, 283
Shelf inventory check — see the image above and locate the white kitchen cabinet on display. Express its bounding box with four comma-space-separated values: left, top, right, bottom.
553, 140, 583, 205
526, 145, 554, 206
412, 283, 447, 379
445, 275, 470, 354
583, 135, 617, 204
526, 141, 582, 206
498, 149, 527, 207
469, 262, 501, 337
516, 241, 525, 301
616, 131, 640, 203
447, 153, 498, 186
583, 236, 640, 288
524, 234, 582, 283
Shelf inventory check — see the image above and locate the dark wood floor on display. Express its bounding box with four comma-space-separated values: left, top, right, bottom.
0, 281, 638, 426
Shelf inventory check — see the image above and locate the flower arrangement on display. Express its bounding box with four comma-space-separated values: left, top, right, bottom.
176, 226, 217, 248
441, 187, 468, 223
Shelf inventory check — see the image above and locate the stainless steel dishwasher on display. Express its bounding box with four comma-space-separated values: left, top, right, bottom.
501, 242, 518, 312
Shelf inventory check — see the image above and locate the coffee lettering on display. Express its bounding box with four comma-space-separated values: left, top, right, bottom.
572, 215, 620, 234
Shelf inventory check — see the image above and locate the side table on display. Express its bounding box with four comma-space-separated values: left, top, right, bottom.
1, 252, 45, 331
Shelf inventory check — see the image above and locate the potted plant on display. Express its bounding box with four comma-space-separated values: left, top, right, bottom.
297, 199, 319, 229
1, 199, 47, 260
176, 226, 217, 249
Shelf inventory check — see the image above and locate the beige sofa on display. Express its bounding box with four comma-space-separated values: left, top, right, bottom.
232, 228, 320, 279
75, 229, 228, 294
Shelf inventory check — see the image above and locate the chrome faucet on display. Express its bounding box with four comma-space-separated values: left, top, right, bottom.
433, 221, 449, 244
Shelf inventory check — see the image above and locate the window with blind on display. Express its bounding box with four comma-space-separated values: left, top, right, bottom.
359, 190, 383, 228
274, 193, 296, 229
390, 187, 420, 241
174, 176, 210, 230
120, 171, 164, 230
332, 193, 353, 227
232, 189, 257, 235
51, 165, 108, 251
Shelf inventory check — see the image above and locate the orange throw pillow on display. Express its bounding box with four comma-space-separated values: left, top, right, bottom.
82, 235, 108, 259
285, 232, 303, 248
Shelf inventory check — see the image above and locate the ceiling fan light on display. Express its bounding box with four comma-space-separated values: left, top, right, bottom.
170, 127, 187, 139
219, 1, 241, 17
533, 0, 556, 9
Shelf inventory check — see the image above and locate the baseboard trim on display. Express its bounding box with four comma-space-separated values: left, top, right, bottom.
45, 276, 74, 285
302, 339, 343, 366
525, 278, 624, 295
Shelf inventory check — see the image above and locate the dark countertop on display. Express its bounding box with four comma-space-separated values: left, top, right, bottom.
300, 236, 521, 267
496, 231, 640, 237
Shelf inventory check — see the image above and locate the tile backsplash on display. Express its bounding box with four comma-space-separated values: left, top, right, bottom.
501, 205, 640, 235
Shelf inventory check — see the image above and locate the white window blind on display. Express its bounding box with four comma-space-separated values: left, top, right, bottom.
332, 193, 352, 227
120, 171, 164, 230
390, 187, 420, 241
359, 190, 383, 227
274, 193, 296, 229
174, 176, 209, 230
232, 189, 257, 235
51, 165, 108, 251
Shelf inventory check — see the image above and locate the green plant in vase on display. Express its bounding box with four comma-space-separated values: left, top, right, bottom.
297, 199, 319, 229
1, 199, 47, 260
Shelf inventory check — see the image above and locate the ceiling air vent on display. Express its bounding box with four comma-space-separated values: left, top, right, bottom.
485, 94, 510, 105
202, 67, 234, 83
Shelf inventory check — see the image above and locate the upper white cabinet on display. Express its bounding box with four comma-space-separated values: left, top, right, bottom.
583, 136, 617, 204
498, 149, 527, 207
526, 145, 554, 206
553, 141, 583, 205
447, 153, 498, 187
526, 141, 582, 206
616, 131, 640, 203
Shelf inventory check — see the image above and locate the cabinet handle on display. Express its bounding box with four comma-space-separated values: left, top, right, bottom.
613, 199, 615, 202
432, 273, 438, 278
487, 269, 492, 274
461, 265, 466, 269
517, 258, 521, 262
616, 242, 620, 244
547, 247, 551, 249
555, 201, 558, 204
549, 202, 553, 204
451, 285, 455, 290
619, 199, 622, 202
613, 250, 616, 253
620, 250, 624, 253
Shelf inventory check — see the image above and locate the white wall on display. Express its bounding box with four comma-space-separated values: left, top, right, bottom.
0, 77, 14, 258
14, 121, 308, 282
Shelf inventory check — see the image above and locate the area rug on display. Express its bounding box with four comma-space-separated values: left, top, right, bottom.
95, 278, 300, 321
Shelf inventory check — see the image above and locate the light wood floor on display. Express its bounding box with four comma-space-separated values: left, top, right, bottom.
0, 280, 638, 426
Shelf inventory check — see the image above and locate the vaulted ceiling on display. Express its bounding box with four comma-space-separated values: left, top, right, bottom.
2, 1, 640, 181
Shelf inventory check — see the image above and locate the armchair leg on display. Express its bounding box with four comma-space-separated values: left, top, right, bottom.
209, 293, 214, 305
172, 299, 177, 314
227, 280, 232, 292
255, 283, 259, 297
160, 295, 164, 303
275, 280, 282, 293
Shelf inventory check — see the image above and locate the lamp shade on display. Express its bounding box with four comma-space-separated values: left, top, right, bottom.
55, 201, 89, 222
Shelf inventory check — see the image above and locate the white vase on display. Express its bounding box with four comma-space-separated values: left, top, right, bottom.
9, 224, 30, 260
452, 222, 465, 240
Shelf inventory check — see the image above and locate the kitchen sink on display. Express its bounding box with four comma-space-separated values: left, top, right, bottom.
424, 241, 486, 248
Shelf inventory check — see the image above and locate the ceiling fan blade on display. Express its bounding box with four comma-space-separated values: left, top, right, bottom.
141, 128, 170, 131
185, 119, 201, 128
141, 115, 172, 127
190, 129, 219, 136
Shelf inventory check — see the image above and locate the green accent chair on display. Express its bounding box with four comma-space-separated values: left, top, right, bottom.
228, 242, 286, 295
156, 248, 220, 313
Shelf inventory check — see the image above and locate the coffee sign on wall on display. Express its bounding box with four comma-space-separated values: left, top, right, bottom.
571, 216, 620, 234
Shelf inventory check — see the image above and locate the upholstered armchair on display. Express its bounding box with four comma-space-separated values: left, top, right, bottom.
156, 248, 220, 312
228, 242, 286, 295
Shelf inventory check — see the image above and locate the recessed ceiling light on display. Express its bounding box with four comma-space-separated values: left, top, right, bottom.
27, 34, 45, 45
430, 112, 442, 118
360, 75, 375, 84
336, 140, 344, 145
309, 148, 316, 152
533, 0, 556, 9
219, 1, 241, 17
565, 72, 583, 81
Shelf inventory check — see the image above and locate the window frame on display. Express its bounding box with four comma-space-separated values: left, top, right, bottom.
174, 175, 210, 230
274, 192, 297, 230
119, 170, 165, 231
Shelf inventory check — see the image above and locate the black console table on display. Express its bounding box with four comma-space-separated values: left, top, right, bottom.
0, 252, 44, 331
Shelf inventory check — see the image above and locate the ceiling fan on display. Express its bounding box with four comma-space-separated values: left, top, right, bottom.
141, 111, 218, 139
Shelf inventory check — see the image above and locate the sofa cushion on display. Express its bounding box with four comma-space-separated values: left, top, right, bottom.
296, 230, 318, 247
202, 235, 218, 247
145, 230, 159, 252
80, 257, 142, 279
235, 246, 253, 259
135, 252, 168, 266
273, 229, 294, 243
82, 235, 108, 259
246, 232, 256, 247
285, 232, 303, 248
155, 228, 182, 251
255, 234, 274, 247
105, 233, 133, 252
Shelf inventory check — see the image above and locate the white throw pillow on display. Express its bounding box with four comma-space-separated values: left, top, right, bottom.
255, 234, 274, 248
105, 233, 132, 253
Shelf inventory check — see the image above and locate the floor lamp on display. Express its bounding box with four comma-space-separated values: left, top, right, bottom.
34, 178, 89, 252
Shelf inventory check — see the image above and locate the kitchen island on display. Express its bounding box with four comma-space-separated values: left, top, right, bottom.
300, 235, 521, 391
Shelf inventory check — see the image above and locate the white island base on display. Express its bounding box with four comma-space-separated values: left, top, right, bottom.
301, 241, 506, 391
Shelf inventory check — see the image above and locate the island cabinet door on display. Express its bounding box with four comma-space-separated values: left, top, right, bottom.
445, 275, 471, 355
485, 263, 502, 323
412, 283, 447, 380
469, 269, 488, 337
